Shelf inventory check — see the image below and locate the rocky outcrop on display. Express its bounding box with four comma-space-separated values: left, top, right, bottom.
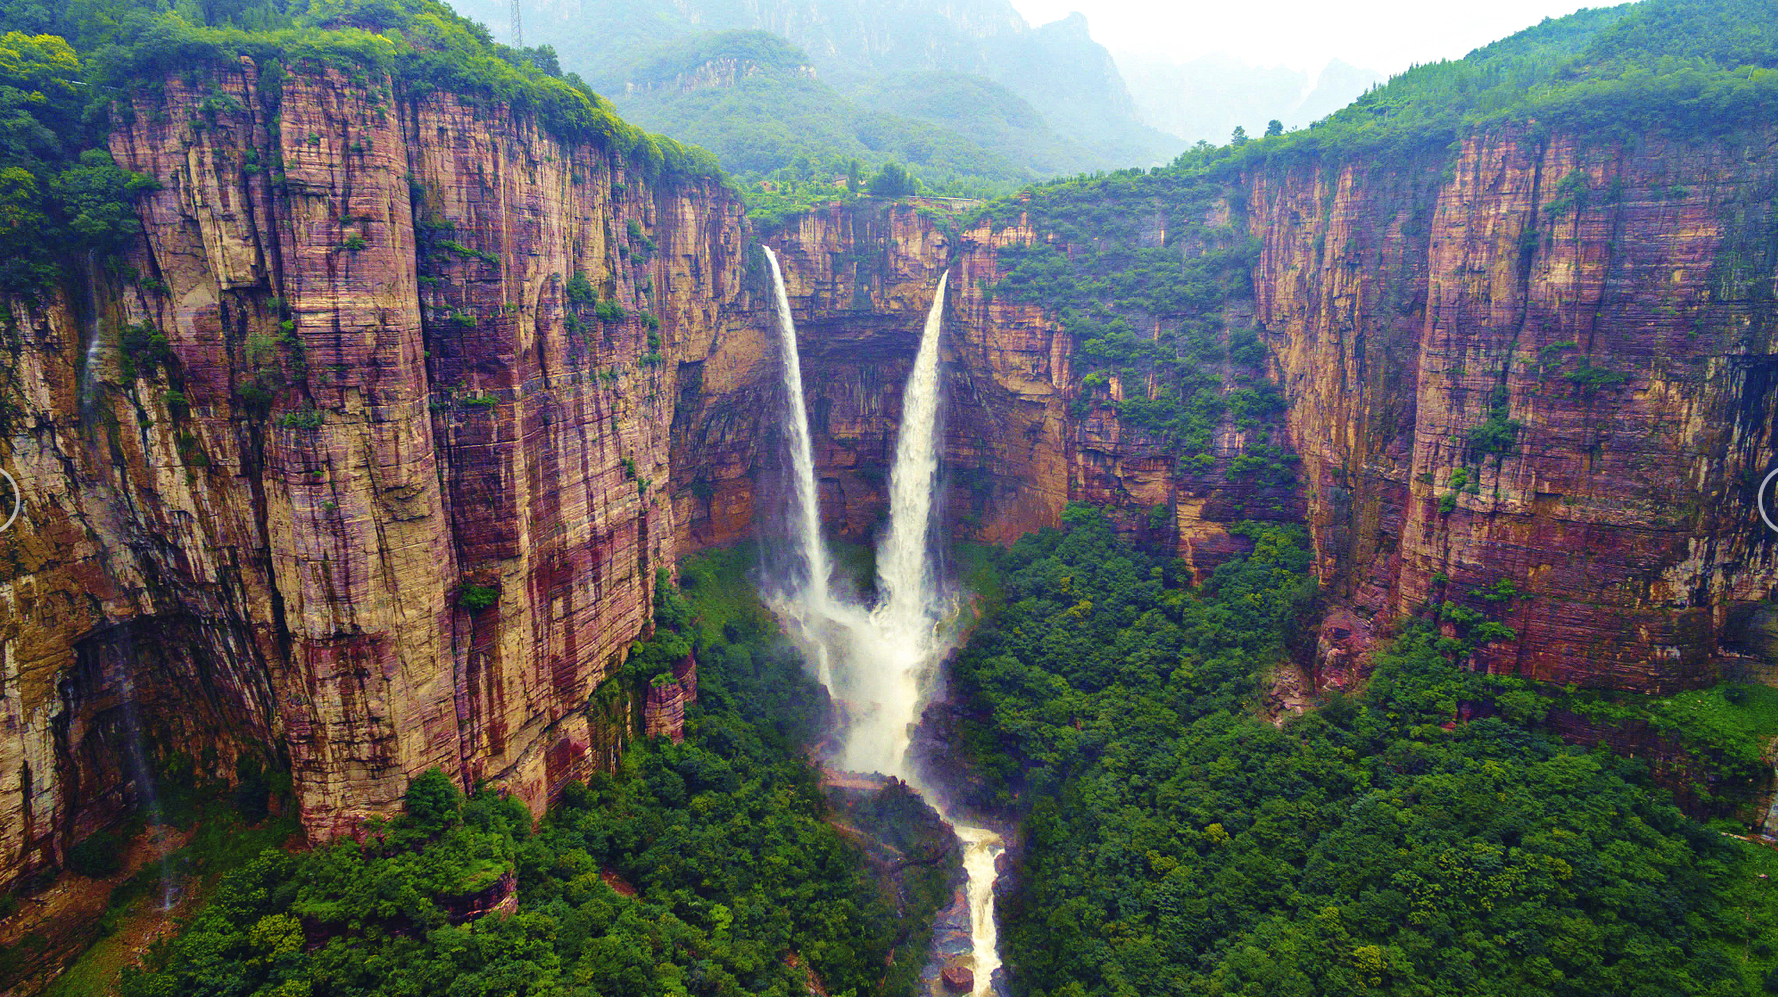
641, 653, 696, 742
624, 57, 817, 96
441, 870, 519, 924
0, 58, 760, 891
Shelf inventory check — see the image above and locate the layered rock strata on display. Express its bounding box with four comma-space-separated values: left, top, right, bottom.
1250, 132, 1778, 690
0, 59, 761, 891
755, 133, 1778, 694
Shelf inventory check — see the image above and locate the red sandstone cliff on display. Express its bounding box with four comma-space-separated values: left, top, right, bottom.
0, 59, 759, 890
1251, 132, 1778, 691
743, 132, 1778, 697
4, 60, 1777, 900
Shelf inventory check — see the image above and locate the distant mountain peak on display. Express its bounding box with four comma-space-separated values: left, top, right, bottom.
1041, 11, 1092, 37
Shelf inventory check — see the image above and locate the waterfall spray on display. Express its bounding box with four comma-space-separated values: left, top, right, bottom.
763, 247, 838, 687
763, 263, 1004, 995
839, 271, 952, 778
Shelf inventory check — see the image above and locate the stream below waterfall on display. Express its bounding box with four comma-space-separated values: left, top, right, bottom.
761, 248, 1005, 995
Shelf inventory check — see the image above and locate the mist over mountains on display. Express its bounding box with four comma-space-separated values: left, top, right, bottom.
449, 0, 1377, 189
1118, 53, 1384, 144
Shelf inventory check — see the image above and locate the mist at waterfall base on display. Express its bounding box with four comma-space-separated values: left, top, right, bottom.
759, 248, 1005, 996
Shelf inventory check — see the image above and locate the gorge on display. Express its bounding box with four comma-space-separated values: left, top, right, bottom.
6, 43, 1778, 894
764, 255, 1005, 994
3, 3, 1778, 990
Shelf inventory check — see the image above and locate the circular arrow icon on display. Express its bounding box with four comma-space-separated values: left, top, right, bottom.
0, 471, 17, 533
1760, 468, 1778, 535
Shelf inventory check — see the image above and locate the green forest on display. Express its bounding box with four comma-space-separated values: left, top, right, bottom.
70, 508, 1778, 997
107, 551, 950, 997
952, 505, 1778, 997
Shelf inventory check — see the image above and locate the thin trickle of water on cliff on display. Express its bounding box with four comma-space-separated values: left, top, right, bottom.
79, 251, 104, 416
763, 263, 1003, 995
762, 247, 838, 688
75, 253, 177, 908
116, 667, 176, 909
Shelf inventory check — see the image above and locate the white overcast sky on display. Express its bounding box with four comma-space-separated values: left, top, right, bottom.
1007, 0, 1613, 76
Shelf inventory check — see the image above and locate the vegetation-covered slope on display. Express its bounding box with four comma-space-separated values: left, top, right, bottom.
112, 552, 949, 997
614, 47, 1090, 195
1248, 0, 1778, 161
977, 167, 1285, 475
447, 0, 1179, 184
954, 507, 1778, 997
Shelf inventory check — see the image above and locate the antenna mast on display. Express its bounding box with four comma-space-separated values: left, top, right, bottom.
510, 0, 522, 48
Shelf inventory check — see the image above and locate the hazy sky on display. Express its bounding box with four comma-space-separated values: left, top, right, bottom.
1006, 0, 1608, 76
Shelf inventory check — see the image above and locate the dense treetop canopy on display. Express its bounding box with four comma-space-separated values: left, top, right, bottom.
951, 506, 1778, 997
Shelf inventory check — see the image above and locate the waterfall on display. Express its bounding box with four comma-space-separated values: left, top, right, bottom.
876, 269, 948, 636
853, 271, 1004, 997
75, 253, 177, 908
762, 247, 838, 688
79, 250, 104, 416
761, 260, 1003, 994
839, 271, 952, 778
957, 824, 1006, 997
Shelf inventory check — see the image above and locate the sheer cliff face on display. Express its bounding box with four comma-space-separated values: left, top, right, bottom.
0, 59, 758, 888
1252, 131, 1778, 691
5, 62, 1777, 897
760, 132, 1778, 697
757, 200, 1294, 564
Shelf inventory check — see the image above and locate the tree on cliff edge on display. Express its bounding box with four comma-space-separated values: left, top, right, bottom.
866, 161, 916, 197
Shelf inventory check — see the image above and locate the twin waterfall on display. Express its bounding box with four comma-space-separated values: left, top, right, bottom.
761, 248, 1004, 997
765, 249, 837, 690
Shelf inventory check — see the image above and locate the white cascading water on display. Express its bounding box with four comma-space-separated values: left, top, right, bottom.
79, 251, 105, 414
839, 270, 951, 777
764, 258, 1003, 997
957, 825, 1006, 997
762, 247, 837, 688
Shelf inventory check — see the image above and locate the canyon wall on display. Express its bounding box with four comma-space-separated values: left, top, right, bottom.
3, 59, 1776, 898
1251, 131, 1778, 691
0, 58, 764, 890
756, 131, 1778, 696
